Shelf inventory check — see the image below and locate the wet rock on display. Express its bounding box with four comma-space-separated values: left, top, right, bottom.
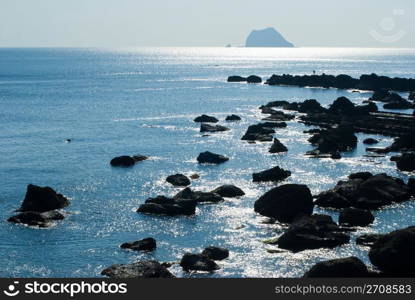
408, 178, 415, 196
304, 257, 369, 277
307, 125, 357, 154
166, 174, 191, 186
262, 110, 295, 122
227, 75, 247, 82
298, 99, 327, 113
197, 151, 229, 164
225, 114, 241, 121
409, 92, 415, 100
120, 237, 156, 252
252, 166, 291, 182
356, 234, 384, 247
390, 153, 415, 172
8, 210, 65, 227
338, 208, 375, 227
18, 184, 69, 213
363, 138, 379, 145
254, 184, 313, 222
368, 226, 415, 274
348, 172, 373, 181
264, 100, 289, 108
269, 138, 288, 153
277, 214, 350, 252
241, 124, 275, 141
201, 246, 229, 260
180, 253, 220, 272
211, 185, 245, 198
383, 98, 413, 110
110, 155, 148, 167
314, 191, 351, 209
137, 198, 196, 216
200, 123, 230, 133
189, 173, 200, 180
101, 260, 174, 278
247, 75, 262, 83
328, 97, 356, 115
194, 115, 219, 123
174, 187, 224, 203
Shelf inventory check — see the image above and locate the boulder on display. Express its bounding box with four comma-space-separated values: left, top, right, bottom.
211, 185, 245, 198
363, 138, 379, 145
254, 184, 313, 222
348, 172, 373, 181
194, 115, 219, 123
277, 214, 350, 252
356, 234, 384, 247
338, 208, 375, 227
166, 174, 191, 186
247, 75, 262, 83
18, 184, 69, 213
137, 198, 196, 216
120, 237, 156, 252
252, 166, 291, 182
197, 151, 229, 164
241, 124, 275, 141
101, 260, 174, 278
304, 257, 369, 277
409, 92, 415, 100
174, 187, 224, 203
298, 99, 326, 113
227, 76, 247, 82
328, 97, 356, 115
264, 100, 289, 108
269, 138, 288, 153
8, 210, 65, 227
225, 114, 241, 121
368, 226, 415, 274
390, 153, 415, 172
110, 155, 148, 167
307, 125, 357, 154
200, 123, 230, 133
180, 253, 220, 272
201, 246, 229, 260
408, 178, 415, 196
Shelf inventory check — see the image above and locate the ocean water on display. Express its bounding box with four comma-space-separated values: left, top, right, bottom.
0, 47, 414, 278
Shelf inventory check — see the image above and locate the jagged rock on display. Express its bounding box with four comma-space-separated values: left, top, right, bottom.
254, 184, 313, 222
241, 124, 275, 141
166, 174, 191, 186
201, 246, 229, 260
269, 138, 288, 153
328, 97, 356, 115
225, 114, 241, 121
189, 174, 200, 180
101, 260, 174, 278
120, 237, 156, 252
307, 125, 357, 155
197, 151, 229, 164
247, 75, 262, 83
211, 185, 245, 198
363, 138, 379, 145
298, 99, 327, 113
137, 198, 196, 216
408, 178, 415, 196
252, 166, 291, 182
390, 153, 415, 172
304, 257, 369, 277
110, 155, 148, 167
180, 253, 219, 272
194, 115, 219, 123
338, 208, 375, 227
200, 123, 230, 133
227, 76, 247, 82
8, 210, 65, 227
174, 187, 224, 203
18, 184, 69, 213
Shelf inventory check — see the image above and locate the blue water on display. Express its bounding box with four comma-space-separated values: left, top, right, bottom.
0, 47, 414, 278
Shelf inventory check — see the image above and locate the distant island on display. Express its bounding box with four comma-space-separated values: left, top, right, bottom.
245, 27, 294, 47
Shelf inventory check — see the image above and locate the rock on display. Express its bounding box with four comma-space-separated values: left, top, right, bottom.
390, 153, 415, 172
189, 173, 200, 180
254, 184, 313, 222
241, 124, 275, 141
174, 187, 224, 203
264, 100, 289, 108
277, 214, 350, 252
409, 92, 415, 100
110, 155, 148, 167
101, 260, 174, 278
261, 109, 295, 122
137, 199, 196, 216
252, 166, 291, 182
307, 125, 357, 154
314, 191, 351, 209
298, 99, 326, 113
269, 138, 288, 153
18, 184, 69, 213
200, 123, 230, 132
120, 237, 156, 252
408, 178, 415, 196
356, 234, 384, 247
260, 121, 287, 128
197, 151, 229, 164
225, 114, 241, 121
304, 257, 369, 277
245, 27, 294, 47
368, 226, 415, 274
166, 174, 191, 186
8, 210, 65, 227
383, 98, 413, 110
370, 89, 390, 101
363, 138, 379, 145
328, 97, 356, 115
348, 172, 373, 181
211, 185, 245, 198
338, 208, 375, 227
194, 115, 219, 123
247, 75, 262, 83
227, 76, 247, 82
201, 246, 229, 260
180, 253, 220, 272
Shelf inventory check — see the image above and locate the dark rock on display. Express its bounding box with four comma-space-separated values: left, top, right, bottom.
383, 98, 413, 110
19, 184, 69, 213
247, 75, 262, 83
120, 237, 156, 252
356, 234, 384, 247
277, 214, 350, 252
197, 151, 229, 164
211, 185, 245, 198
328, 97, 356, 115
339, 208, 375, 227
298, 99, 327, 113
145, 195, 176, 205
174, 187, 224, 203
194, 115, 219, 123
363, 138, 379, 145
314, 191, 351, 209
201, 246, 229, 260
269, 138, 288, 153
166, 174, 191, 186
408, 178, 415, 196
189, 173, 200, 180
180, 253, 219, 272
348, 172, 373, 181
200, 123, 230, 132
368, 226, 415, 274
254, 184, 313, 222
241, 124, 275, 141
307, 125, 357, 155
8, 210, 65, 227
225, 114, 241, 121
252, 166, 291, 182
262, 109, 295, 122
409, 92, 415, 100
110, 155, 148, 167
264, 100, 289, 108
137, 199, 196, 216
304, 257, 369, 277
101, 260, 174, 278
370, 89, 390, 101
227, 76, 247, 82
391, 153, 415, 172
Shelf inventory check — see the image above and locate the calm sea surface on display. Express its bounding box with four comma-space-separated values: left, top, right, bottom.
0, 47, 414, 277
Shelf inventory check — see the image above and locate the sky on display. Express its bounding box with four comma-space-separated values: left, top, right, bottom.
0, 0, 414, 48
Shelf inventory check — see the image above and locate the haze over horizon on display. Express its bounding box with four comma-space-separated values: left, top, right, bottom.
0, 0, 414, 48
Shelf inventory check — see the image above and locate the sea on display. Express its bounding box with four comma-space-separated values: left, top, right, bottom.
0, 47, 414, 277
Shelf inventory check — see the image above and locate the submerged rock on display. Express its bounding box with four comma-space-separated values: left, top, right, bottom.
166, 174, 191, 186
110, 155, 148, 167
201, 246, 229, 260
120, 237, 157, 252
101, 260, 174, 278
200, 123, 230, 133
197, 151, 229, 164
227, 76, 247, 82
18, 184, 69, 213
269, 138, 288, 153
338, 208, 375, 227
304, 257, 369, 277
225, 114, 241, 121
194, 115, 219, 123
307, 125, 357, 155
137, 198, 196, 216
180, 253, 219, 272
211, 185, 245, 198
252, 166, 291, 182
174, 187, 224, 203
254, 184, 313, 222
8, 210, 65, 227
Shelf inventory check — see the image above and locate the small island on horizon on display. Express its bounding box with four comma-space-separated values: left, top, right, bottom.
245, 27, 294, 48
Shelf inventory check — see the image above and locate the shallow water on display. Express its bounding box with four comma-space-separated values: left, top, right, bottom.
0, 47, 414, 277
